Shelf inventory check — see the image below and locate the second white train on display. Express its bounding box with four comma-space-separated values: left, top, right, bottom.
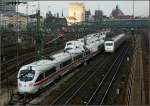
104, 33, 126, 53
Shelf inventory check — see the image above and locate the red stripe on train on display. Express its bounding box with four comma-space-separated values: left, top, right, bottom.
33, 61, 76, 86
33, 52, 98, 86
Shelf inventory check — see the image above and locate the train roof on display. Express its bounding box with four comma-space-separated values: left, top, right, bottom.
25, 59, 54, 67
51, 52, 72, 62
66, 40, 84, 45
86, 39, 104, 49
66, 40, 79, 44
105, 33, 125, 42
104, 40, 114, 43
112, 33, 125, 41
20, 59, 56, 72
66, 47, 84, 54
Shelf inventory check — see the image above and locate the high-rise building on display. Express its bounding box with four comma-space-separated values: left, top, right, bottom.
94, 10, 103, 22
68, 3, 85, 24
85, 10, 91, 21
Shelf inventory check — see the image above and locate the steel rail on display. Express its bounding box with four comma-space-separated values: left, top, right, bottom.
86, 47, 128, 105
51, 53, 113, 105
65, 46, 127, 105
100, 48, 128, 105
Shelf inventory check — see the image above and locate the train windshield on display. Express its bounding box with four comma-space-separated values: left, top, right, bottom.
65, 47, 72, 51
106, 43, 113, 46
67, 43, 72, 45
19, 70, 35, 82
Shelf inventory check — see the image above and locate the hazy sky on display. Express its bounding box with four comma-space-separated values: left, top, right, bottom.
18, 1, 150, 17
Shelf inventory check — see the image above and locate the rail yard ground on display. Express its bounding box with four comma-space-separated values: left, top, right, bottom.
28, 34, 130, 105
0, 29, 149, 105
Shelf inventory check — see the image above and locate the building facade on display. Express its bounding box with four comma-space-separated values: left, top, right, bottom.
8, 15, 28, 31
0, 0, 16, 13
0, 14, 9, 29
110, 5, 133, 19
85, 10, 91, 21
94, 10, 103, 22
68, 3, 85, 24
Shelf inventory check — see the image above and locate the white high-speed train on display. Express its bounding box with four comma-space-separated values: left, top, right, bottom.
17, 32, 106, 94
104, 33, 126, 53
18, 48, 84, 94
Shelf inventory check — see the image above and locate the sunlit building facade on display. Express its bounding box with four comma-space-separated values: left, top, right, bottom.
68, 3, 85, 24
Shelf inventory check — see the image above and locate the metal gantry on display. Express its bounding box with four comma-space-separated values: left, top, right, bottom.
35, 9, 43, 60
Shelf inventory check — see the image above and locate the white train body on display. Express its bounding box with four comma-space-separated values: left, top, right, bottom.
18, 60, 56, 94
17, 32, 106, 94
64, 40, 84, 51
104, 33, 126, 53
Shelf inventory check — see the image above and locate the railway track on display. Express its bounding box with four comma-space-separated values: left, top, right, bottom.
50, 55, 112, 104
1, 34, 79, 81
8, 92, 40, 105
50, 44, 128, 105
1, 33, 74, 65
1, 45, 63, 81
8, 50, 107, 105
9, 53, 107, 105
8, 43, 128, 105
87, 47, 128, 105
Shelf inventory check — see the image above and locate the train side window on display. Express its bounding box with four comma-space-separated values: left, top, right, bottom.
45, 67, 56, 77
36, 73, 44, 82
62, 59, 72, 67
